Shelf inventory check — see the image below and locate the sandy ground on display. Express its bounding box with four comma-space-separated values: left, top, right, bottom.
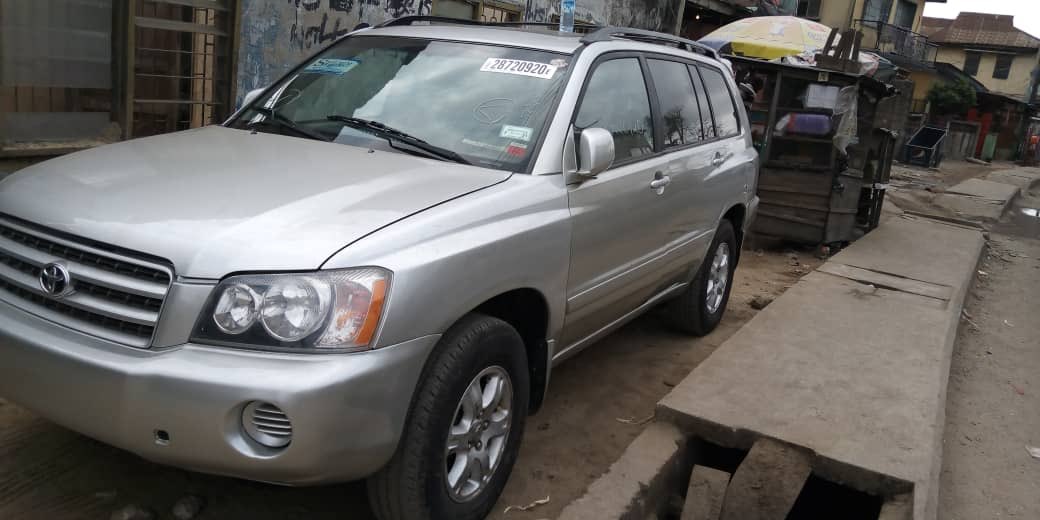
0, 246, 821, 520
939, 190, 1040, 519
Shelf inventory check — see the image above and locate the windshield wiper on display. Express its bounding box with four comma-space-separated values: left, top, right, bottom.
327, 115, 471, 165
247, 107, 330, 142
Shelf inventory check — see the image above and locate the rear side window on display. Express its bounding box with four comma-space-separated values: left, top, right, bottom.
697, 66, 740, 138
687, 65, 716, 140
575, 58, 654, 161
647, 59, 706, 147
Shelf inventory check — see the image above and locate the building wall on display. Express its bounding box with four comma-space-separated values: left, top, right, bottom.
817, 0, 925, 32
907, 69, 938, 103
236, 0, 679, 104
237, 0, 430, 103
935, 46, 1038, 98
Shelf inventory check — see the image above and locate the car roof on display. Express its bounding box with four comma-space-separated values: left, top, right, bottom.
357, 25, 587, 54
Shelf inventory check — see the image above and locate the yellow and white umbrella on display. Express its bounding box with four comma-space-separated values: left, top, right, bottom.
699, 16, 835, 60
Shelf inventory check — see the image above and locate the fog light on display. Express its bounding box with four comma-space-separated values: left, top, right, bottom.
242, 401, 292, 448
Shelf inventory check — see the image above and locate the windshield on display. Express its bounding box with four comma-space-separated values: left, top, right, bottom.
227, 36, 572, 172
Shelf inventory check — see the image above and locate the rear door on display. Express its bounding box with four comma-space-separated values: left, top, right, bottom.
644, 57, 717, 275
691, 63, 751, 238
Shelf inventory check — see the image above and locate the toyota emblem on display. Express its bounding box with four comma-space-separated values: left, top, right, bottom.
39, 262, 73, 297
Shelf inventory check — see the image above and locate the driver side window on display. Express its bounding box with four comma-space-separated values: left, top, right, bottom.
575, 58, 654, 162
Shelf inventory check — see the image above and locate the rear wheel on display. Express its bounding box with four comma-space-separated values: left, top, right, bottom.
367, 314, 529, 520
669, 220, 738, 336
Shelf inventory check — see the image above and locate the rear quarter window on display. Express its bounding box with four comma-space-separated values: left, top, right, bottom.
696, 65, 741, 139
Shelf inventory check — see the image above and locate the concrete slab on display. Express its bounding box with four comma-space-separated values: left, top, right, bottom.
824, 216, 984, 293
719, 439, 812, 520
657, 216, 985, 520
984, 167, 1040, 191
681, 466, 729, 520
944, 178, 1020, 201
931, 194, 1005, 221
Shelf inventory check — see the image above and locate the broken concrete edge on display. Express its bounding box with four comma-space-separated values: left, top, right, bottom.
557, 422, 691, 520
651, 409, 915, 501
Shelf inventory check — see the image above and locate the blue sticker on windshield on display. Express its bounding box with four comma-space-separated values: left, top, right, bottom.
304, 58, 360, 75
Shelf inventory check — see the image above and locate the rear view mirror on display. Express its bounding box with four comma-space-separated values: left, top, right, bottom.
578, 128, 615, 177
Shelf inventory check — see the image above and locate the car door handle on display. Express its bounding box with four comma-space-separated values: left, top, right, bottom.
712, 153, 725, 166
650, 172, 671, 193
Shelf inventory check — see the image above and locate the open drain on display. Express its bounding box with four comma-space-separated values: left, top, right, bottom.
653, 438, 903, 520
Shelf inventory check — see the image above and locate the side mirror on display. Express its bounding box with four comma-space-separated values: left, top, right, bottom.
577, 128, 615, 177
242, 88, 265, 107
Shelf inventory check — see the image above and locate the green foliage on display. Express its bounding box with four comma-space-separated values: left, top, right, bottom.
926, 80, 977, 115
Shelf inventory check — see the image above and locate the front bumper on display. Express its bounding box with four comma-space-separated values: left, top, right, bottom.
0, 298, 438, 485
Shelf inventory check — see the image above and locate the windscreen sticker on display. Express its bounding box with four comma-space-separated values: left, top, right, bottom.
499, 125, 533, 142
506, 142, 528, 157
304, 58, 360, 75
480, 58, 557, 79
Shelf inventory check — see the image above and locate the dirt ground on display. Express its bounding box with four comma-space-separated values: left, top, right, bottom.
939, 191, 1040, 519
0, 246, 821, 520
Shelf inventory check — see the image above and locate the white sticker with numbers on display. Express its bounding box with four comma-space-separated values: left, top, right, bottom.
480, 58, 557, 79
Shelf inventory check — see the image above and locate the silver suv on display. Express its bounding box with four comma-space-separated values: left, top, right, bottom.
0, 18, 757, 520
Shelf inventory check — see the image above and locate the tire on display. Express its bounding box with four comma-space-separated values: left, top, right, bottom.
367, 314, 529, 520
668, 220, 738, 336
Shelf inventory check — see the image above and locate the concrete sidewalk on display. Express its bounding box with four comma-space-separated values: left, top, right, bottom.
932, 167, 1040, 222
562, 213, 985, 520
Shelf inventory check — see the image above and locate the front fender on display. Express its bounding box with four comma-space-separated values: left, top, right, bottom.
321, 173, 571, 351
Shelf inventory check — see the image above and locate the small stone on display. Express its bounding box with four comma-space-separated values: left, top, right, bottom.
172, 495, 205, 520
748, 295, 773, 310
110, 504, 157, 520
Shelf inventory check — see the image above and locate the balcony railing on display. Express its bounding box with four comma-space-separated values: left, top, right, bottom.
854, 19, 938, 68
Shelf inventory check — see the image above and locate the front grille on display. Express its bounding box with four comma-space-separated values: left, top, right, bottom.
0, 218, 173, 347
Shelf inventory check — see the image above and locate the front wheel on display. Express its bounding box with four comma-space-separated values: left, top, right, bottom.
367, 314, 529, 520
668, 220, 738, 336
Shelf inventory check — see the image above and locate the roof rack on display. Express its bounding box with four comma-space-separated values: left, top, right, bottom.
580, 27, 720, 60
378, 16, 600, 32
375, 17, 719, 60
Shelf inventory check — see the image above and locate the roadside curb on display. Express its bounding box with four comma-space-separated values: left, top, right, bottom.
560, 215, 986, 520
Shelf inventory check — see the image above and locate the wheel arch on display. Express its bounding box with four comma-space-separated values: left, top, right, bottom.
471, 288, 551, 414
722, 203, 747, 252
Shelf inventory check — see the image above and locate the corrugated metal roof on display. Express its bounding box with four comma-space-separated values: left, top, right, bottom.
920, 12, 1040, 49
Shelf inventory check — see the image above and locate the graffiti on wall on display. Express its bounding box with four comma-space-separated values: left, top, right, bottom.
238, 0, 677, 105
237, 0, 430, 104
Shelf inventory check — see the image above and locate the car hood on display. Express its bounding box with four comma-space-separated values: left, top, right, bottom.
0, 127, 510, 278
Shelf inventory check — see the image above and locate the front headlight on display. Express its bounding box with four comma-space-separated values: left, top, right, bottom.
192, 268, 390, 352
